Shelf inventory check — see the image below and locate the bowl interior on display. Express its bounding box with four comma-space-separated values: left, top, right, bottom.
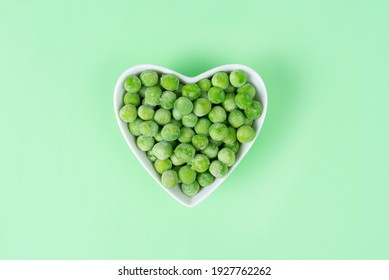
114, 64, 267, 207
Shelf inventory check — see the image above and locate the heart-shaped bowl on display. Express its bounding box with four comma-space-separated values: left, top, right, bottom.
114, 64, 267, 207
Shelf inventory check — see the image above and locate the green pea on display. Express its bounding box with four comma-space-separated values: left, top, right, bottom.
210, 138, 224, 146
178, 165, 197, 184
182, 113, 198, 128
225, 84, 236, 93
160, 74, 179, 91
140, 70, 159, 86
194, 118, 212, 135
218, 148, 235, 167
174, 83, 183, 95
174, 143, 196, 163
119, 104, 137, 123
172, 108, 183, 121
222, 93, 237, 112
128, 118, 143, 136
237, 125, 255, 143
124, 92, 141, 107
140, 120, 159, 137
237, 83, 256, 99
147, 150, 157, 162
170, 153, 185, 166
178, 127, 195, 143
211, 72, 229, 89
208, 106, 227, 123
181, 180, 200, 196
136, 135, 154, 151
192, 134, 209, 150
145, 86, 162, 106
223, 127, 237, 145
208, 87, 225, 104
160, 91, 177, 110
229, 70, 246, 87
154, 108, 171, 125
138, 86, 147, 98
228, 109, 245, 128
245, 100, 263, 120
152, 141, 173, 160
124, 75, 141, 93
209, 160, 228, 178
197, 78, 212, 92
161, 170, 178, 188
170, 119, 183, 128
190, 154, 210, 172
154, 159, 172, 174
161, 123, 180, 141
154, 131, 163, 142
202, 143, 219, 159
138, 105, 155, 120
209, 123, 228, 141
235, 92, 253, 109
174, 96, 193, 115
197, 171, 214, 187
193, 98, 212, 117
224, 141, 240, 154
182, 84, 201, 100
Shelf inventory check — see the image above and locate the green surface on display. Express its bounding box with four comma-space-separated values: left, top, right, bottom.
0, 0, 388, 259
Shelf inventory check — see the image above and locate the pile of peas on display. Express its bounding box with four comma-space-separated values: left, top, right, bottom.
119, 69, 263, 196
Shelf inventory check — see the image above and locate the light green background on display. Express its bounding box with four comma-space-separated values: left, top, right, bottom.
1, 0, 388, 259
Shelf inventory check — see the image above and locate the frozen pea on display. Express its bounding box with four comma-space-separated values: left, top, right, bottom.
154, 108, 171, 125
172, 108, 183, 121
244, 118, 254, 126
174, 83, 183, 95
138, 105, 155, 120
182, 84, 201, 100
154, 159, 172, 174
209, 123, 228, 141
200, 91, 208, 98
154, 131, 163, 142
202, 143, 219, 159
140, 120, 159, 137
209, 160, 228, 178
194, 118, 212, 135
170, 119, 183, 128
237, 125, 256, 143
174, 97, 193, 115
172, 166, 182, 182
218, 148, 235, 167
160, 91, 177, 110
119, 104, 137, 123
138, 86, 147, 98
192, 134, 209, 150
140, 70, 159, 86
225, 84, 236, 93
136, 135, 154, 151
197, 171, 214, 187
224, 141, 240, 154
178, 165, 197, 184
235, 92, 253, 109
193, 98, 212, 117
128, 118, 143, 136
174, 143, 196, 163
124, 92, 140, 106
208, 87, 225, 104
124, 75, 141, 93
160, 74, 179, 91
178, 127, 195, 143
152, 141, 173, 160
211, 72, 229, 89
222, 93, 237, 112
245, 100, 263, 120
182, 113, 198, 128
161, 170, 178, 188
147, 149, 157, 162
228, 109, 245, 128
181, 180, 200, 196
161, 123, 180, 141
145, 86, 162, 106
229, 70, 246, 87
208, 106, 227, 123
223, 127, 237, 145
197, 78, 211, 92
170, 153, 185, 166
190, 154, 210, 172
237, 83, 256, 99
210, 138, 224, 146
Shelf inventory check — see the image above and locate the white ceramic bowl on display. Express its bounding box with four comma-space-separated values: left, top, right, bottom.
114, 64, 267, 207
